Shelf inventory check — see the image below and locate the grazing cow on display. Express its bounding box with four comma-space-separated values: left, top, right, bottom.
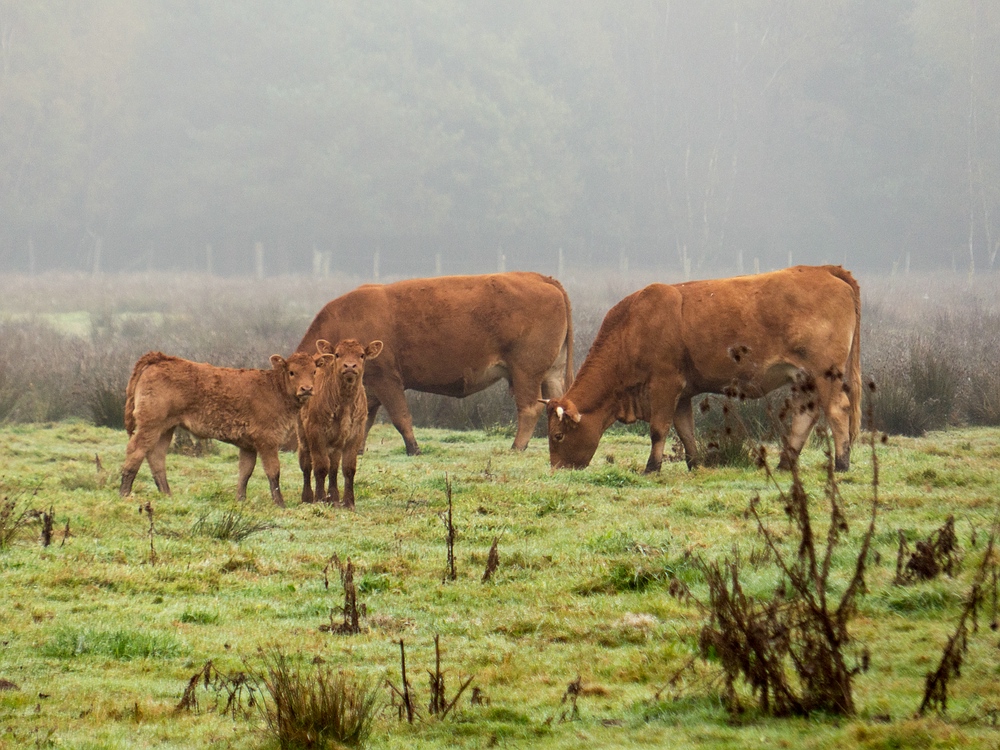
546, 265, 861, 473
120, 351, 323, 506
297, 272, 573, 455
297, 338, 383, 508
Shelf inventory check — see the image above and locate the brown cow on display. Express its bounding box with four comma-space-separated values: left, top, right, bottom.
546, 265, 861, 473
297, 338, 383, 508
120, 351, 323, 506
297, 272, 573, 455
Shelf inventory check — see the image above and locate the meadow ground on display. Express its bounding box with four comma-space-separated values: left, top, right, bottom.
2, 421, 1000, 749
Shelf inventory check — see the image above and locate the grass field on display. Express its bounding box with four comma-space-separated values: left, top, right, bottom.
2, 420, 1000, 749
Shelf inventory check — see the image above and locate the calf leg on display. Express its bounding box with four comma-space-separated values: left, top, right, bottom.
341, 448, 358, 509
259, 446, 285, 508
326, 448, 343, 506
297, 431, 315, 504
236, 448, 257, 503
310, 443, 331, 504
147, 427, 176, 495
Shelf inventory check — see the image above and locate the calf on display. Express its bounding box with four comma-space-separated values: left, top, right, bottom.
297, 338, 383, 508
120, 351, 323, 506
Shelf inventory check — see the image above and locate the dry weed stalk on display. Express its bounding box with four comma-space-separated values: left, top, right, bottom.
481, 536, 500, 583
138, 501, 156, 565
917, 515, 1000, 716
387, 636, 474, 723
697, 381, 879, 717
321, 553, 363, 635
440, 474, 457, 582
39, 506, 54, 547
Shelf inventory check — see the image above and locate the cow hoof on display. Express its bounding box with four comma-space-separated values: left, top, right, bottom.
835, 455, 850, 472
406, 445, 421, 456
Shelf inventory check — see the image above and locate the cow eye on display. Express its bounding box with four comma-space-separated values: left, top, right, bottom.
289, 370, 296, 376
553, 433, 565, 443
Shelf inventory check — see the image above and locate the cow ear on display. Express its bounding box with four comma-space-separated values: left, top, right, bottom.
269, 354, 286, 370
365, 340, 384, 360
315, 339, 335, 354
558, 400, 582, 424
319, 353, 335, 367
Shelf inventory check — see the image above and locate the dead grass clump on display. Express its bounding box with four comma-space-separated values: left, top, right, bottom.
917, 518, 1000, 716
256, 647, 380, 749
894, 516, 961, 585
696, 396, 879, 717
174, 660, 260, 718
0, 485, 42, 550
481, 536, 500, 583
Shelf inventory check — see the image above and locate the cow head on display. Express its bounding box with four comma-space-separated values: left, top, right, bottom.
544, 397, 602, 469
317, 338, 384, 387
271, 351, 322, 402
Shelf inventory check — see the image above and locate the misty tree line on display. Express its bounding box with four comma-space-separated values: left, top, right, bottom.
0, 1, 997, 278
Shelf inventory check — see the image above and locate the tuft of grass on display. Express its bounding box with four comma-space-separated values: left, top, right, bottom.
41, 627, 183, 660
574, 561, 672, 595
581, 466, 642, 488
192, 506, 276, 542
256, 647, 380, 749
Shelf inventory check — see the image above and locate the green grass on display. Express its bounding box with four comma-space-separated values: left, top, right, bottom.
2, 422, 1000, 748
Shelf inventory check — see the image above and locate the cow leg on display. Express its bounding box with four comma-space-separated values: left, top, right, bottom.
818, 377, 854, 471
645, 380, 684, 473
375, 382, 420, 455
359, 397, 381, 457
778, 395, 819, 471
259, 447, 285, 508
341, 448, 358, 510
120, 428, 163, 496
510, 370, 545, 451
236, 448, 257, 503
147, 427, 175, 495
674, 397, 698, 470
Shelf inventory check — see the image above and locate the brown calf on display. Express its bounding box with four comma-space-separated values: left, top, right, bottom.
120, 351, 323, 506
297, 339, 383, 508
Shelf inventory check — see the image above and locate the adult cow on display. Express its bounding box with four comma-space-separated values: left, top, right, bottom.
546, 265, 861, 473
298, 272, 574, 455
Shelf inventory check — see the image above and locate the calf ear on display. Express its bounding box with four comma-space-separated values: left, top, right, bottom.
318, 353, 335, 367
365, 340, 384, 359
269, 354, 286, 370
315, 339, 334, 354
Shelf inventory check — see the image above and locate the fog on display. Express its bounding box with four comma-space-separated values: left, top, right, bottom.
0, 1, 997, 279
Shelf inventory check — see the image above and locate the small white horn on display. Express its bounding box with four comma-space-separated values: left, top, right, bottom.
556, 406, 565, 419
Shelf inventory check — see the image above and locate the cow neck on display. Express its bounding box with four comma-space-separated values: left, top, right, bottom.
567, 329, 638, 428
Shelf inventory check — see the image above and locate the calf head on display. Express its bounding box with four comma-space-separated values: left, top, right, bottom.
316, 338, 384, 387
545, 397, 603, 469
270, 351, 322, 402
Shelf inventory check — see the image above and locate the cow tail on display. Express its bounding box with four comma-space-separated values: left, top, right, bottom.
124, 351, 170, 436
828, 266, 862, 442
550, 276, 574, 387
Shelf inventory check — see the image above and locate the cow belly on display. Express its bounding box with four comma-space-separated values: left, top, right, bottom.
418, 362, 509, 397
